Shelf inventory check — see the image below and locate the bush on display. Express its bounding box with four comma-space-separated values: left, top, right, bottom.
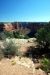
35, 28, 50, 49
0, 31, 29, 40
13, 31, 29, 39
0, 31, 14, 40
3, 39, 19, 58
13, 31, 20, 38
41, 58, 50, 73
0, 32, 6, 40
4, 31, 14, 38
24, 35, 29, 39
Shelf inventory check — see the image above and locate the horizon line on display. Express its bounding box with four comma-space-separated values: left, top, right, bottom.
0, 21, 50, 23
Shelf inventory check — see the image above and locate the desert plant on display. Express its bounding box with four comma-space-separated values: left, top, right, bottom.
4, 31, 14, 38
34, 27, 50, 58
13, 31, 29, 39
0, 32, 6, 40
41, 58, 50, 74
0, 31, 14, 40
3, 39, 19, 58
24, 35, 29, 39
13, 31, 20, 38
35, 28, 50, 49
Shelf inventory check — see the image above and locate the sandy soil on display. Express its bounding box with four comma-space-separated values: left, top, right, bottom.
15, 38, 37, 53
0, 58, 47, 75
0, 57, 35, 75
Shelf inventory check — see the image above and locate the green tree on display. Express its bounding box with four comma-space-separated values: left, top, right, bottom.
35, 28, 50, 49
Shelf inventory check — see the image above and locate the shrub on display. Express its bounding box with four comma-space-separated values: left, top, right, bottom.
0, 31, 29, 40
0, 32, 6, 40
41, 58, 50, 73
4, 31, 14, 38
3, 39, 19, 58
0, 31, 14, 40
35, 28, 50, 49
24, 35, 29, 39
13, 31, 20, 38
13, 31, 29, 39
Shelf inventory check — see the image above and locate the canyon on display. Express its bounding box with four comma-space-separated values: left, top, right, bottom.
0, 22, 48, 37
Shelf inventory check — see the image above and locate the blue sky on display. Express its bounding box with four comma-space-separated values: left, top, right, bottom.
0, 0, 50, 22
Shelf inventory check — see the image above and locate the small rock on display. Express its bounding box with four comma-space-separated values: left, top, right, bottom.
48, 73, 50, 75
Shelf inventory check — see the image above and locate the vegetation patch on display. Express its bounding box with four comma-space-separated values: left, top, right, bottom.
2, 39, 19, 58
41, 58, 50, 73
11, 60, 16, 65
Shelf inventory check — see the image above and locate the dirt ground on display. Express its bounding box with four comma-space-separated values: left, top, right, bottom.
0, 38, 47, 75
0, 57, 35, 75
16, 38, 37, 53
0, 57, 47, 75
